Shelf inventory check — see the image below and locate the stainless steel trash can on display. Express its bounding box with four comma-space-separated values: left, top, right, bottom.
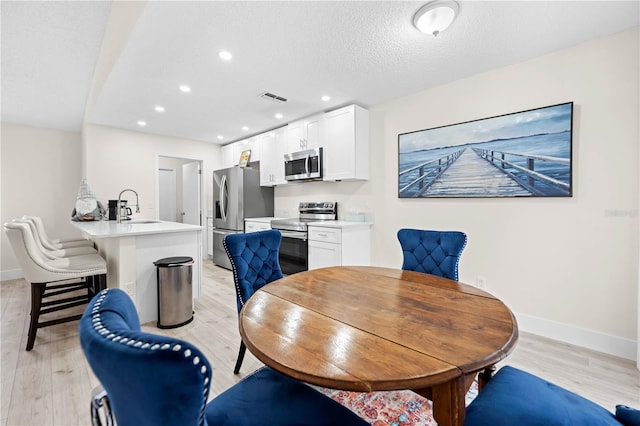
154, 256, 194, 329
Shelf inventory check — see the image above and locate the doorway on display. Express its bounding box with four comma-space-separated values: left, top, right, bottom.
157, 156, 202, 225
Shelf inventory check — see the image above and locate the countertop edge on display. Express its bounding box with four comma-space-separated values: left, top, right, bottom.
307, 220, 373, 228
71, 220, 203, 238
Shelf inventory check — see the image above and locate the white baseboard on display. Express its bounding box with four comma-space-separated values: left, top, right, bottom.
0, 269, 23, 281
515, 311, 637, 361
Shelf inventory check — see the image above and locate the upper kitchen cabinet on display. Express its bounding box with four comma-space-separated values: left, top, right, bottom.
287, 113, 325, 153
235, 135, 261, 164
260, 127, 288, 186
220, 135, 261, 170
323, 104, 369, 181
220, 143, 239, 169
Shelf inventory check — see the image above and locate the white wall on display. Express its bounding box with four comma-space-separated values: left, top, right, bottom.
83, 124, 220, 222
276, 28, 639, 360
0, 124, 85, 277
1, 123, 221, 278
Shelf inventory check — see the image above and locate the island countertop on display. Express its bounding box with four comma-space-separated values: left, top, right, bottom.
71, 219, 203, 238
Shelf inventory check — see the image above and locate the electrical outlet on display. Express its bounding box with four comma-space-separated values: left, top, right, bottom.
123, 282, 135, 299
476, 276, 487, 290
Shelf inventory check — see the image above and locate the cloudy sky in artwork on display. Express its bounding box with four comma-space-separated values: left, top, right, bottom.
399, 103, 572, 153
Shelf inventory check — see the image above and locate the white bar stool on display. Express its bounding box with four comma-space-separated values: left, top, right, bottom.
3, 222, 107, 351
13, 219, 97, 259
22, 215, 94, 249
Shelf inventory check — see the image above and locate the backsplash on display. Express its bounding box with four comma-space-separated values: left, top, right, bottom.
273, 180, 373, 222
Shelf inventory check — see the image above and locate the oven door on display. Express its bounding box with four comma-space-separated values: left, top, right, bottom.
278, 230, 308, 275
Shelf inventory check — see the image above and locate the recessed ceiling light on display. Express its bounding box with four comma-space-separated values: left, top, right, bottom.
242, 126, 249, 131
275, 113, 283, 119
217, 135, 224, 140
154, 105, 165, 112
137, 121, 147, 127
179, 85, 191, 93
321, 95, 331, 102
219, 51, 233, 61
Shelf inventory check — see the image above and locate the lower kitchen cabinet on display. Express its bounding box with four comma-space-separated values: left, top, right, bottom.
308, 224, 371, 270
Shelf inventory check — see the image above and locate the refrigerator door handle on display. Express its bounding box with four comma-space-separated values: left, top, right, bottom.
219, 174, 228, 222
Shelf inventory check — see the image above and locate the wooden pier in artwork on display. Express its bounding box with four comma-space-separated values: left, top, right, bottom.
399, 147, 570, 197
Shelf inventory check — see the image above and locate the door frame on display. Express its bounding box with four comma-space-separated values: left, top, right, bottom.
154, 154, 204, 226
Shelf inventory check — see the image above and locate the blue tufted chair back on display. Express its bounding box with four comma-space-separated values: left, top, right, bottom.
397, 228, 467, 280
224, 229, 284, 314
79, 288, 212, 426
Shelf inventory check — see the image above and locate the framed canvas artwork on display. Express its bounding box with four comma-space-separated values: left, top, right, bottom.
398, 102, 573, 198
238, 149, 251, 167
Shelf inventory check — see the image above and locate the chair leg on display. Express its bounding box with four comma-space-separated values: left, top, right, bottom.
87, 274, 106, 298
25, 276, 104, 351
233, 341, 247, 374
478, 364, 496, 391
98, 274, 107, 292
87, 276, 94, 298
26, 283, 43, 351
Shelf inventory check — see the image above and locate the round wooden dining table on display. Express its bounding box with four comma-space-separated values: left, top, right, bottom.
239, 266, 519, 426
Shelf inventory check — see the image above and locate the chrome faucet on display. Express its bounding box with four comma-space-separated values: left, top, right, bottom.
117, 189, 140, 223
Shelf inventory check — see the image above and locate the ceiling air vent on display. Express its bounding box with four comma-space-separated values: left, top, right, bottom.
259, 92, 288, 103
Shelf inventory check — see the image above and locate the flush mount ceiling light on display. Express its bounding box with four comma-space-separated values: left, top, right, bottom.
413, 0, 459, 37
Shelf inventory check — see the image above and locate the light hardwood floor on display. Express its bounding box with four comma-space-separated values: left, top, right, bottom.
1, 261, 638, 425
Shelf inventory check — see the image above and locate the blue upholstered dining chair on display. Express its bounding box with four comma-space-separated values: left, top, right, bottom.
397, 228, 467, 280
79, 288, 368, 426
465, 366, 638, 425
223, 229, 283, 374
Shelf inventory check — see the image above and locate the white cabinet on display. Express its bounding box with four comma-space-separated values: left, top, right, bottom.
245, 220, 271, 233
235, 136, 261, 163
207, 218, 214, 257
260, 127, 288, 186
221, 135, 261, 170
308, 224, 371, 270
220, 144, 238, 169
308, 240, 342, 269
287, 114, 325, 153
323, 104, 369, 181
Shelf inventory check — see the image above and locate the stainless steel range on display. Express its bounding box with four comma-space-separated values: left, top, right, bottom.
271, 202, 337, 275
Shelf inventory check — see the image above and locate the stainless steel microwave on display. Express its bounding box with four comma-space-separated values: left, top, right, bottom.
284, 147, 323, 181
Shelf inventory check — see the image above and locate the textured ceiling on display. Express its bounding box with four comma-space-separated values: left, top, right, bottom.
2, 1, 639, 144
1, 1, 111, 131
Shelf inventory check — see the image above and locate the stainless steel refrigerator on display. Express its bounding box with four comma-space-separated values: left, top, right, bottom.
212, 166, 274, 269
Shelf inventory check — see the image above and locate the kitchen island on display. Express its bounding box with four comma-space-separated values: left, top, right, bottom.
71, 220, 203, 324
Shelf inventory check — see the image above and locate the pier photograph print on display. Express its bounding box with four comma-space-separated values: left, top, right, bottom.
398, 102, 573, 198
